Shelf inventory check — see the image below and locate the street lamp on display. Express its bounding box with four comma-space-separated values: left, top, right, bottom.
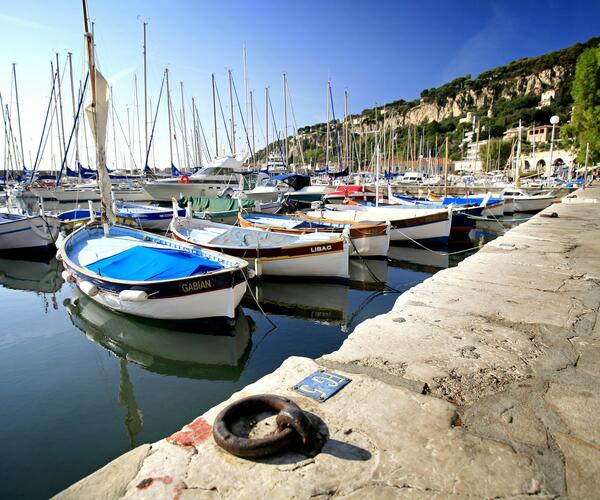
548, 115, 560, 184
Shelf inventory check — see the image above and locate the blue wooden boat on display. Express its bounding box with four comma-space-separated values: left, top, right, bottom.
58, 203, 186, 230
59, 222, 248, 320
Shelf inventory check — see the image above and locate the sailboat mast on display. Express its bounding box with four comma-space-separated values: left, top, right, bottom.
212, 74, 218, 156
67, 53, 80, 166
250, 90, 255, 169
55, 53, 68, 159
143, 21, 148, 167
283, 72, 288, 165
12, 64, 25, 167
165, 69, 173, 168
325, 80, 330, 168
228, 70, 235, 156
180, 81, 189, 170
111, 88, 117, 169
515, 119, 522, 186
444, 135, 449, 197
243, 44, 249, 133
191, 96, 200, 167
344, 89, 349, 169
265, 87, 269, 166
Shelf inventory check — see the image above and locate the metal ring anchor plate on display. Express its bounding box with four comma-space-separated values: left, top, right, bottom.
212, 394, 321, 458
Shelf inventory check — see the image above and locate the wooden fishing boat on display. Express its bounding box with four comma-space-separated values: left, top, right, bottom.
0, 212, 60, 250
307, 205, 452, 243
170, 214, 349, 279
59, 222, 248, 320
238, 212, 390, 257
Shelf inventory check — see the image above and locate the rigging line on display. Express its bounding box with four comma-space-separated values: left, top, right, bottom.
230, 75, 254, 160
241, 268, 277, 328
168, 91, 183, 171
285, 80, 305, 166
194, 102, 212, 163
144, 71, 166, 172
346, 234, 401, 293
329, 84, 342, 168
214, 83, 232, 154
267, 95, 285, 162
57, 73, 89, 185
111, 95, 139, 171
29, 70, 59, 181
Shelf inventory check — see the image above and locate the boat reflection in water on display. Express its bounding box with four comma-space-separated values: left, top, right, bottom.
387, 244, 450, 272
243, 258, 390, 330
0, 252, 63, 294
64, 288, 254, 380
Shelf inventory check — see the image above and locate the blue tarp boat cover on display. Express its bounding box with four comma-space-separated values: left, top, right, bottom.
86, 246, 223, 281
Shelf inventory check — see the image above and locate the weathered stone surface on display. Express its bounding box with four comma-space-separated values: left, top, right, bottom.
544, 382, 600, 446
54, 444, 151, 500
184, 357, 543, 499
553, 432, 600, 499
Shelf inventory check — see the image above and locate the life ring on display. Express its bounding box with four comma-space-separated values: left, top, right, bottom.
180, 175, 190, 184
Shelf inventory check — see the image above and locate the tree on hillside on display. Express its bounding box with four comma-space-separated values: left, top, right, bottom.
479, 139, 514, 171
569, 44, 600, 164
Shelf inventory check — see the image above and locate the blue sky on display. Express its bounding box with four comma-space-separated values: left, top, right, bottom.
0, 0, 598, 169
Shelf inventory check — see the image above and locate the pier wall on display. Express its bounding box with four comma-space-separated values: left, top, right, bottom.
57, 186, 600, 499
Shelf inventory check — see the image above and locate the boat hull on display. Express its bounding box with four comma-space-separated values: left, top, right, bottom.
59, 224, 248, 320
239, 213, 390, 258
0, 214, 60, 250
307, 208, 451, 243
171, 218, 350, 279
511, 197, 554, 212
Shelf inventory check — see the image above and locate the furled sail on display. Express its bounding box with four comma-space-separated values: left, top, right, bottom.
85, 69, 116, 224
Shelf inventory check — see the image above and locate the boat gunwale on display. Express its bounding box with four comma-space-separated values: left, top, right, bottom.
59, 222, 248, 287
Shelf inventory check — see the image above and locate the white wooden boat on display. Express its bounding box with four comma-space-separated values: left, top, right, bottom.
59, 223, 248, 320
238, 212, 390, 257
501, 188, 555, 213
307, 205, 452, 243
0, 213, 60, 250
170, 215, 349, 279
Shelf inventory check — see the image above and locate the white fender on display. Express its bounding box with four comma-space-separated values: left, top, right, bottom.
80, 280, 98, 297
119, 290, 148, 302
61, 270, 75, 282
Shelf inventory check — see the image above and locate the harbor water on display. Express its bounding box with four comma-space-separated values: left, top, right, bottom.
0, 209, 522, 498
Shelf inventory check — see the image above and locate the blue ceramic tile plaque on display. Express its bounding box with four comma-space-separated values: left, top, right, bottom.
294, 370, 351, 402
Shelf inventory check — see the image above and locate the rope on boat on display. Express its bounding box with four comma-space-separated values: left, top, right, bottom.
241, 267, 277, 329
393, 228, 483, 257
346, 235, 402, 294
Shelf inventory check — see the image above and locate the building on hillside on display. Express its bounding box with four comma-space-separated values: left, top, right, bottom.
539, 89, 557, 108
527, 124, 559, 144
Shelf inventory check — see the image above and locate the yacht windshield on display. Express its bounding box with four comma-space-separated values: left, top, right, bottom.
196, 167, 237, 176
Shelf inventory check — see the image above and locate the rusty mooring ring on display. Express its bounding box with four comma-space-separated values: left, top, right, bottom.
212, 394, 319, 458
